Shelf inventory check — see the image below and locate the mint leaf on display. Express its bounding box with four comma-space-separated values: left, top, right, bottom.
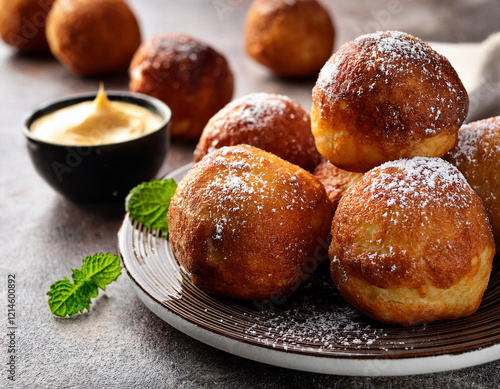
81, 253, 122, 291
47, 253, 122, 318
125, 179, 177, 234
47, 278, 92, 318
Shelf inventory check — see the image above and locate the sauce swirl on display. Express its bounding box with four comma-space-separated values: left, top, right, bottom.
31, 85, 162, 146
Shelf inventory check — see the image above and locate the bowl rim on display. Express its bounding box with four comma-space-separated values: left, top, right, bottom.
23, 90, 172, 148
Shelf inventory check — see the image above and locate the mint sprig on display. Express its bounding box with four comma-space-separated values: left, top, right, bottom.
125, 178, 177, 234
47, 253, 122, 318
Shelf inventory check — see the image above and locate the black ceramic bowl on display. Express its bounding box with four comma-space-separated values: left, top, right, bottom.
24, 91, 171, 203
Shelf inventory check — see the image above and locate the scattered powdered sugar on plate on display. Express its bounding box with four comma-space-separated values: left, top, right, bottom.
237, 265, 418, 352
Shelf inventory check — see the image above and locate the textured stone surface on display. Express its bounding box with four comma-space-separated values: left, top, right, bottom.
1, 0, 500, 387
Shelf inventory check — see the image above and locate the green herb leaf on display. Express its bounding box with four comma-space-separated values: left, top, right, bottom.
47, 253, 122, 318
125, 178, 178, 234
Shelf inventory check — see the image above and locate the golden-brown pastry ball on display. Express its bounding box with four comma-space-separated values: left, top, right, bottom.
194, 93, 322, 171
244, 0, 335, 77
330, 157, 495, 326
46, 0, 141, 76
446, 116, 500, 249
168, 145, 334, 301
313, 158, 362, 209
130, 33, 234, 140
312, 31, 469, 173
0, 0, 55, 52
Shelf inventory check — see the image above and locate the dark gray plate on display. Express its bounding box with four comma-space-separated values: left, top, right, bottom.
118, 163, 500, 376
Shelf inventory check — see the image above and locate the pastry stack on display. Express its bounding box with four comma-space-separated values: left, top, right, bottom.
168, 28, 499, 327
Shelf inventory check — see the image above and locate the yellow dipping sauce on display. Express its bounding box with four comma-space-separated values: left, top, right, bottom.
30, 85, 163, 146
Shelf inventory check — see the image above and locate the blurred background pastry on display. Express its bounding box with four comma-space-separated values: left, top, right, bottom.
312, 30, 469, 172
244, 0, 335, 77
330, 157, 495, 326
168, 145, 334, 301
130, 32, 234, 141
0, 0, 55, 53
194, 92, 321, 171
46, 0, 141, 76
446, 116, 500, 250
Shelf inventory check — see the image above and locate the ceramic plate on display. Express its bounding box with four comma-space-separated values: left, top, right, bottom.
118, 163, 500, 376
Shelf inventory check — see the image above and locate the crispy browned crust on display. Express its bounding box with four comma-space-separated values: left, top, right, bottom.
129, 33, 234, 140
313, 158, 363, 209
0, 0, 55, 52
46, 0, 140, 76
244, 0, 334, 77
168, 145, 334, 301
194, 93, 322, 171
312, 31, 468, 172
446, 116, 500, 250
329, 157, 495, 326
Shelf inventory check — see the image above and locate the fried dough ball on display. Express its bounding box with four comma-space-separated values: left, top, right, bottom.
194, 93, 322, 171
312, 31, 469, 172
446, 116, 500, 249
168, 145, 334, 301
330, 157, 495, 326
313, 158, 362, 209
46, 0, 141, 76
0, 0, 55, 52
244, 0, 335, 77
130, 33, 234, 140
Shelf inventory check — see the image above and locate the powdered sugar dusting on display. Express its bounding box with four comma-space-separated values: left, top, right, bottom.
317, 31, 453, 94
209, 93, 309, 143
314, 31, 467, 134
449, 118, 500, 164
363, 157, 474, 227
195, 146, 318, 244
374, 156, 469, 187
194, 92, 320, 170
226, 93, 288, 126
355, 31, 449, 86
366, 31, 433, 64
317, 61, 340, 87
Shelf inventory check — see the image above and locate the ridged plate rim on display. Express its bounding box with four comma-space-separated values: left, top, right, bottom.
117, 163, 500, 376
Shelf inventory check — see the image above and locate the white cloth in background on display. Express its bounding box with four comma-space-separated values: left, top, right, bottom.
430, 32, 500, 122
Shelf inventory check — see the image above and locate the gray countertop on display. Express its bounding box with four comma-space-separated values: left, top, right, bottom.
2, 0, 500, 387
